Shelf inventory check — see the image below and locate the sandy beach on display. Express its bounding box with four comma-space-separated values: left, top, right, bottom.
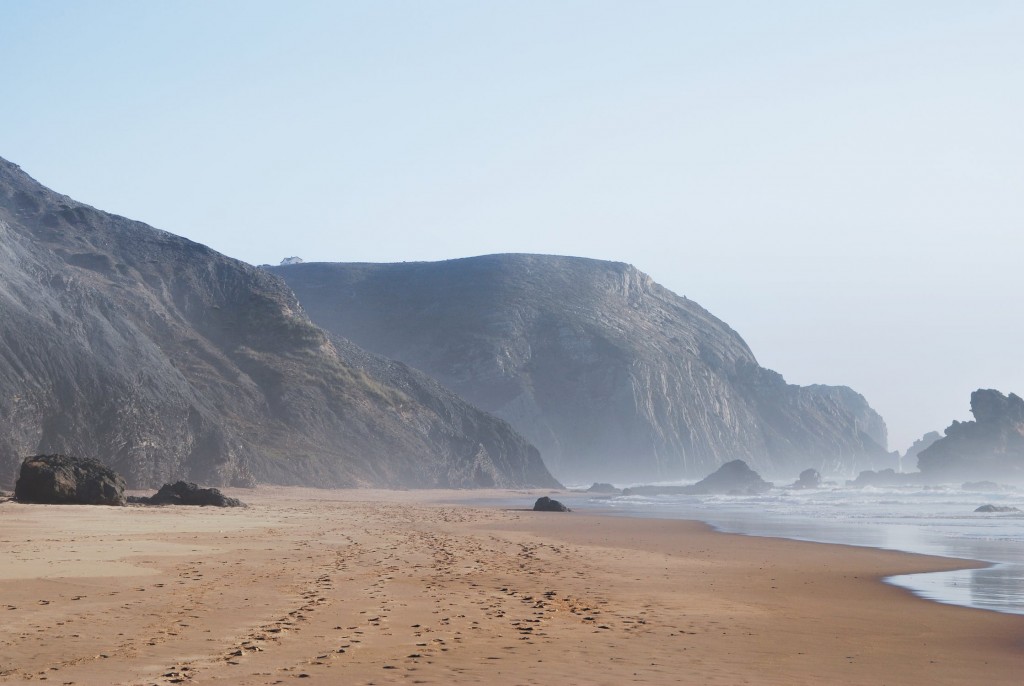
0, 487, 1021, 685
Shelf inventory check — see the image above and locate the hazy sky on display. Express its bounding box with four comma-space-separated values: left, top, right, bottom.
3, 1, 1022, 453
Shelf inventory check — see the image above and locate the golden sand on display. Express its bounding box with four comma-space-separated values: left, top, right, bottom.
0, 487, 1020, 685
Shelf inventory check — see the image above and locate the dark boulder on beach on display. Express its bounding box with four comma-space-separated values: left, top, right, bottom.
974, 504, 1021, 513
790, 468, 822, 489
131, 481, 244, 507
533, 496, 570, 512
14, 454, 126, 506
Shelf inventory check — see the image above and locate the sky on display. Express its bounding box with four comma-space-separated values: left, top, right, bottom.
2, 1, 1022, 453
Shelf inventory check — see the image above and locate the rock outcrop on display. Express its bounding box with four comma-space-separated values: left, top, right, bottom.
0, 157, 557, 490
270, 255, 889, 482
130, 481, 244, 507
685, 459, 772, 495
533, 496, 570, 512
901, 431, 942, 471
14, 454, 126, 505
917, 390, 1024, 481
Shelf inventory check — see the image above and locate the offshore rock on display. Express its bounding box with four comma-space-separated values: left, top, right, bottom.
846, 468, 920, 488
974, 504, 1021, 513
917, 390, 1024, 481
622, 460, 772, 496
586, 482, 621, 494
0, 157, 556, 490
270, 255, 890, 483
789, 468, 822, 489
14, 454, 126, 505
686, 459, 772, 495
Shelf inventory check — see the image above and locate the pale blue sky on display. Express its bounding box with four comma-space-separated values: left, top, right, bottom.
3, 1, 1022, 452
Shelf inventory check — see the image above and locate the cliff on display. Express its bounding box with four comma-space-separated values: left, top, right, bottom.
270, 255, 889, 482
0, 157, 556, 489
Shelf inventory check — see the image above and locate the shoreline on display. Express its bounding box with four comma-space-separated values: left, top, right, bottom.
1, 486, 1022, 685
484, 487, 1024, 616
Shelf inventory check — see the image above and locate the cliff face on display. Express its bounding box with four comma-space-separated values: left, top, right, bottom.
270, 255, 889, 482
918, 389, 1024, 481
0, 158, 556, 489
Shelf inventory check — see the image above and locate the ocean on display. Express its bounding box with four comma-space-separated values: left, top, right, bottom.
524, 482, 1024, 616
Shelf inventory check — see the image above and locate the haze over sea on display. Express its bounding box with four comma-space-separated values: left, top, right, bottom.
502, 482, 1024, 616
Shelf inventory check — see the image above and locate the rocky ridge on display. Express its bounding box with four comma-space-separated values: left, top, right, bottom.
0, 157, 556, 489
270, 255, 890, 482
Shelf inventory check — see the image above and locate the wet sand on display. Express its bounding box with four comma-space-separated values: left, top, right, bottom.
0, 487, 1021, 684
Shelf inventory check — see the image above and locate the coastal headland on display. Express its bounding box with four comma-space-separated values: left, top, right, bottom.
1, 488, 1021, 685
